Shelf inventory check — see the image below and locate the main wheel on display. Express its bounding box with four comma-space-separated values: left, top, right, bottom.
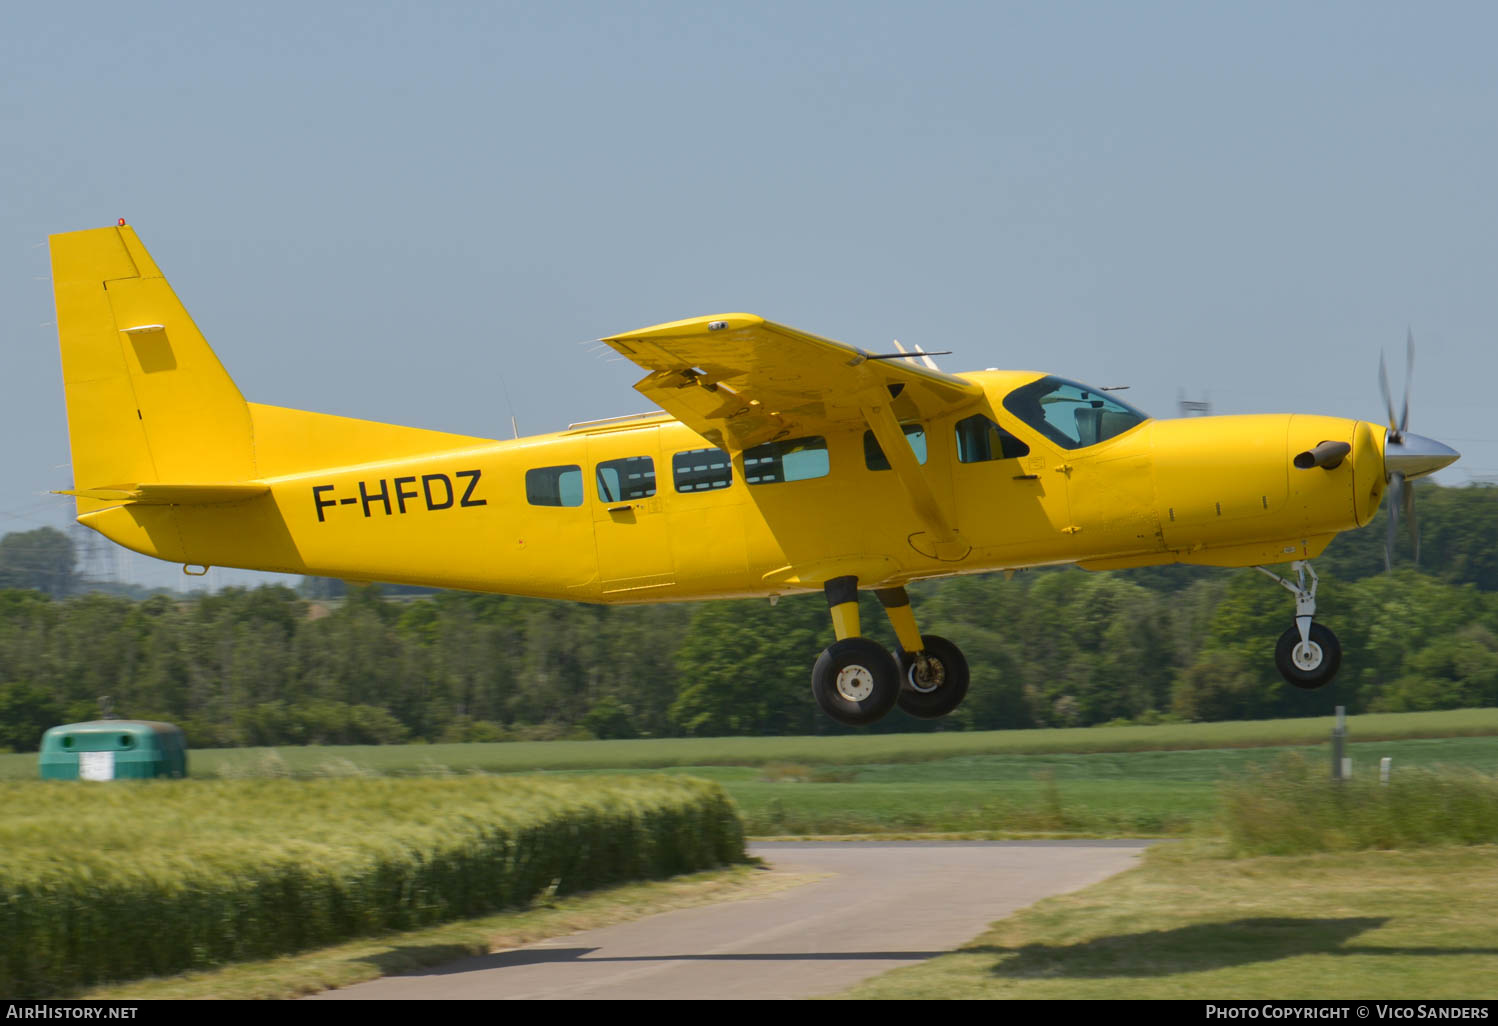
1274, 622, 1342, 689
895, 635, 970, 719
812, 638, 900, 727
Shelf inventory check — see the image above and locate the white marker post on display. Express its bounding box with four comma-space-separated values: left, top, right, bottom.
1332, 706, 1347, 781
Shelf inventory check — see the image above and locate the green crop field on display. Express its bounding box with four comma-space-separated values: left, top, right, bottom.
0, 774, 743, 997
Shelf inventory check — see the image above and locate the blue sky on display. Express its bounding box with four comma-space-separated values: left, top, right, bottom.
4, 2, 1495, 589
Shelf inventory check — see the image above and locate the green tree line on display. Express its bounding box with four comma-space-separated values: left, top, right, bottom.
2, 483, 1495, 751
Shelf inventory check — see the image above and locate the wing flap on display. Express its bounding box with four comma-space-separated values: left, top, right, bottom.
601, 314, 983, 450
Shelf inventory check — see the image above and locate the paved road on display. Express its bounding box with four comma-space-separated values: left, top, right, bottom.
312, 840, 1153, 1001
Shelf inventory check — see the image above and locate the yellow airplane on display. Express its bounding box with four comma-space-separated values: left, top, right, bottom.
48, 223, 1460, 726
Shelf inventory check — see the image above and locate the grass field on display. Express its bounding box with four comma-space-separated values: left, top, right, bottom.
4, 707, 1496, 780
66, 751, 1498, 1001
838, 756, 1498, 999
683, 737, 1498, 836
7, 711, 1497, 998
5, 713, 1496, 838
837, 841, 1498, 1000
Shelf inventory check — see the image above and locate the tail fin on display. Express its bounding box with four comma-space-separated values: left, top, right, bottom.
50, 225, 256, 516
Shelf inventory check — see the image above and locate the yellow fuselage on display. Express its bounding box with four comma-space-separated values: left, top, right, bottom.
78, 371, 1386, 601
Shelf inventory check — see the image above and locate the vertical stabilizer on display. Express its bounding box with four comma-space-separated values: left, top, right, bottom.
51, 225, 256, 516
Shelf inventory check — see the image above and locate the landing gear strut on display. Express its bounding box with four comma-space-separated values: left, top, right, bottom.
811, 578, 971, 726
1256, 561, 1342, 689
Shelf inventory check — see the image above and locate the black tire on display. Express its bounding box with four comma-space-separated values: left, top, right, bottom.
895, 635, 971, 719
812, 638, 900, 727
1274, 622, 1342, 689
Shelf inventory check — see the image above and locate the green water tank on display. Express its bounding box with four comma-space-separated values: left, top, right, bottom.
38, 721, 188, 780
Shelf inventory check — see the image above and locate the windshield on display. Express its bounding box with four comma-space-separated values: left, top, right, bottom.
1002, 376, 1149, 450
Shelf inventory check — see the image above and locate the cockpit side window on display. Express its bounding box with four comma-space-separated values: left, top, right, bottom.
863, 424, 928, 471
1001, 376, 1148, 450
955, 415, 1029, 463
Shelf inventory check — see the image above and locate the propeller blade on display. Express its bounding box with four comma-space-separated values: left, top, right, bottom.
1377, 332, 1455, 569
1379, 352, 1400, 442
1385, 471, 1404, 572
1405, 480, 1419, 566
1401, 330, 1414, 437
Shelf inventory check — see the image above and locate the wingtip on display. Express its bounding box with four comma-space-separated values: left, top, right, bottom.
603, 313, 766, 343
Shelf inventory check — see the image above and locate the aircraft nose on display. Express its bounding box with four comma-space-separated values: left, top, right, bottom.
1385, 431, 1460, 480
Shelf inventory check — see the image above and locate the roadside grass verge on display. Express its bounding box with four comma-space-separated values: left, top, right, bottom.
79, 863, 817, 1000
0, 775, 744, 997
837, 841, 1498, 1000
1220, 755, 1498, 855
4, 707, 1496, 780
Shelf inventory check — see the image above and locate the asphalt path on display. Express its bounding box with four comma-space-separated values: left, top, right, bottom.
310, 839, 1154, 1001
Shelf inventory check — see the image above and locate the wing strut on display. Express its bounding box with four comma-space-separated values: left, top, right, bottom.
857, 384, 970, 562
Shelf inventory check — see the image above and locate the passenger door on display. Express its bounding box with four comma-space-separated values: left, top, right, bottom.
587, 426, 676, 595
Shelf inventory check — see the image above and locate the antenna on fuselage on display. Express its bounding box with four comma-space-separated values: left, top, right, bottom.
497, 366, 520, 438
1177, 388, 1213, 417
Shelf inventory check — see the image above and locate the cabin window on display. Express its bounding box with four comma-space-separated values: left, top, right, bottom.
525, 465, 583, 507
595, 455, 657, 502
673, 447, 733, 492
863, 424, 928, 470
744, 436, 830, 484
955, 414, 1030, 463
1002, 376, 1149, 450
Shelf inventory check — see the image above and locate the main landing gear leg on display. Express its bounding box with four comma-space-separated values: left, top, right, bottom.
1255, 560, 1342, 690
875, 587, 970, 719
812, 576, 900, 726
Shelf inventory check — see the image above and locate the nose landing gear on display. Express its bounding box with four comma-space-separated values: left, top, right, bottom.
1256, 561, 1342, 689
811, 577, 972, 726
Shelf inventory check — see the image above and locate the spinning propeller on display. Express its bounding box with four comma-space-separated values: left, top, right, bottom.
1378, 331, 1460, 570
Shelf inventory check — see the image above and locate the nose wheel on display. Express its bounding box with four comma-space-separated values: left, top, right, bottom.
1256, 561, 1341, 690
1273, 622, 1342, 689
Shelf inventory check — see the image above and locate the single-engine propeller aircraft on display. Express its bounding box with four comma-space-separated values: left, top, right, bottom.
48, 223, 1461, 725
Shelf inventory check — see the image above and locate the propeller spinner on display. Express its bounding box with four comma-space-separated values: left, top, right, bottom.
1379, 332, 1460, 569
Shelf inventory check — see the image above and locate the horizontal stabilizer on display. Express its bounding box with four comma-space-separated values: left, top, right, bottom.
55, 482, 270, 505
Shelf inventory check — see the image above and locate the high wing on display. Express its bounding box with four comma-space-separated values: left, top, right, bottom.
600, 313, 983, 452
600, 313, 986, 561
